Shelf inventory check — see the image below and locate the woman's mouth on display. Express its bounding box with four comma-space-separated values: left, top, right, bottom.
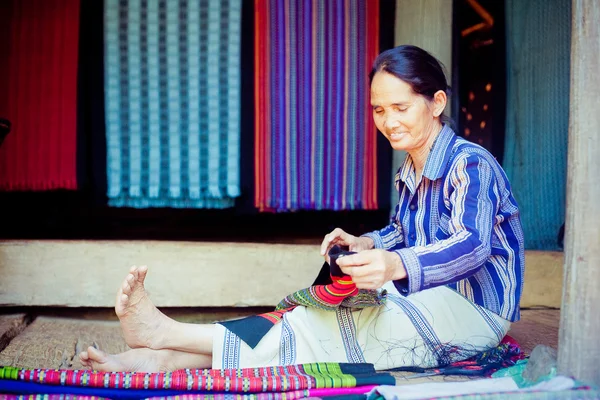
389, 132, 405, 141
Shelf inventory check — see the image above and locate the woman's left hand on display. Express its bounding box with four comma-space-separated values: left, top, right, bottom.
335, 250, 407, 290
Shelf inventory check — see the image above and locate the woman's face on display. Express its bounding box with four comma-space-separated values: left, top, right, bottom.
370, 71, 441, 153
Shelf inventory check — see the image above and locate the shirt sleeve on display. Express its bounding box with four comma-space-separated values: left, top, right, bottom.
393, 153, 499, 295
360, 202, 406, 250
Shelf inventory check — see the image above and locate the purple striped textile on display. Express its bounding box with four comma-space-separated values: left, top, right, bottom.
254, 0, 380, 211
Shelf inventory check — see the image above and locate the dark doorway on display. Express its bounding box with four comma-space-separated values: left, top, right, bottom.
452, 0, 506, 164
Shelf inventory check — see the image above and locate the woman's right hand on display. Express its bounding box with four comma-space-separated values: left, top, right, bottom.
320, 228, 375, 257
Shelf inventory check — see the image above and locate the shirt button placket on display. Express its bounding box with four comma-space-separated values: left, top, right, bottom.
408, 201, 417, 244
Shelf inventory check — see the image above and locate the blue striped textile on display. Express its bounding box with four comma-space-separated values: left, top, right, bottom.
104, 0, 241, 208
503, 0, 571, 249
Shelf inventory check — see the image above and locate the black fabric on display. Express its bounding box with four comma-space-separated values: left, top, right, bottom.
338, 363, 396, 386
312, 244, 357, 285
327, 245, 356, 277
311, 262, 334, 286
218, 315, 276, 350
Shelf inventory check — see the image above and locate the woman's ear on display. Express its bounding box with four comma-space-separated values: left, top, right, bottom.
432, 90, 447, 117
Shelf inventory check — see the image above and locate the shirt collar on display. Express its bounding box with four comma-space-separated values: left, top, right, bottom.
397, 125, 457, 185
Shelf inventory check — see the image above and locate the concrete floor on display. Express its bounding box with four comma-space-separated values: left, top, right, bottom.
0, 308, 559, 385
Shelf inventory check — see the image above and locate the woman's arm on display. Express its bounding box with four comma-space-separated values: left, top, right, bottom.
393, 152, 500, 295
361, 202, 406, 250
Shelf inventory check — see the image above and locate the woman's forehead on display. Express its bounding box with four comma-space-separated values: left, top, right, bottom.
370, 73, 414, 104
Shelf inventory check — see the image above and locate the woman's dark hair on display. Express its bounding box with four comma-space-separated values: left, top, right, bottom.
369, 45, 450, 100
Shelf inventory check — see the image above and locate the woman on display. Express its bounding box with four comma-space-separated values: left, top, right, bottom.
80, 45, 524, 372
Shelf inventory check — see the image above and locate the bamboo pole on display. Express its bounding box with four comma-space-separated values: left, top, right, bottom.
557, 0, 600, 385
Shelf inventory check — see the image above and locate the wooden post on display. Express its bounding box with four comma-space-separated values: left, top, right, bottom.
558, 0, 600, 385
391, 0, 453, 209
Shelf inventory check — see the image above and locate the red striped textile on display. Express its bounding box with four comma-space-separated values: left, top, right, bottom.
0, 363, 393, 391
254, 0, 380, 211
274, 276, 366, 312
364, 2, 380, 209
0, 0, 80, 191
254, 275, 360, 329
258, 309, 288, 324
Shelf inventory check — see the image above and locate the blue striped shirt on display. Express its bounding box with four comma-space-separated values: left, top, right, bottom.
363, 125, 525, 322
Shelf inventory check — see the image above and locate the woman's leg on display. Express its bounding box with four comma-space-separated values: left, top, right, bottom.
115, 265, 216, 355
79, 346, 212, 372
212, 285, 510, 370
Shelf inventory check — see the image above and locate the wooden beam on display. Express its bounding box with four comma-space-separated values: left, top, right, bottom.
558, 0, 600, 385
0, 240, 563, 308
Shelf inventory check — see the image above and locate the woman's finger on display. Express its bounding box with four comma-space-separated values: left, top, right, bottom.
319, 234, 333, 255
320, 228, 347, 255
336, 252, 369, 268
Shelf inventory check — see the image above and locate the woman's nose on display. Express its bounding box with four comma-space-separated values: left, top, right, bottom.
385, 116, 401, 130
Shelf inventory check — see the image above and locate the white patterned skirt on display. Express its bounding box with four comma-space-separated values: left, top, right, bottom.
212, 283, 510, 371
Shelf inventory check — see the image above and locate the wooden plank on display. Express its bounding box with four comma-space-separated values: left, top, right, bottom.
0, 316, 127, 369
0, 241, 563, 308
0, 240, 322, 307
558, 0, 600, 386
0, 314, 30, 352
521, 251, 563, 308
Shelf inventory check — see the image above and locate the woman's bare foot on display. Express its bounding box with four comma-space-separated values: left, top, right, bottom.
115, 265, 175, 349
79, 346, 169, 372
78, 347, 213, 372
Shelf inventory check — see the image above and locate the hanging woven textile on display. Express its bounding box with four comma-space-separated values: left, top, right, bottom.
0, 0, 80, 191
504, 0, 570, 249
254, 0, 380, 212
104, 0, 242, 208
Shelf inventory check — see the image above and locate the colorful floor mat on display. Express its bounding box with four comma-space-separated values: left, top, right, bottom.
0, 362, 394, 400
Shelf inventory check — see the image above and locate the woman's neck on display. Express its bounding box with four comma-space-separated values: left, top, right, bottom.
409, 122, 443, 179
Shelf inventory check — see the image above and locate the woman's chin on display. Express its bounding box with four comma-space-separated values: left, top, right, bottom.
389, 140, 409, 152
